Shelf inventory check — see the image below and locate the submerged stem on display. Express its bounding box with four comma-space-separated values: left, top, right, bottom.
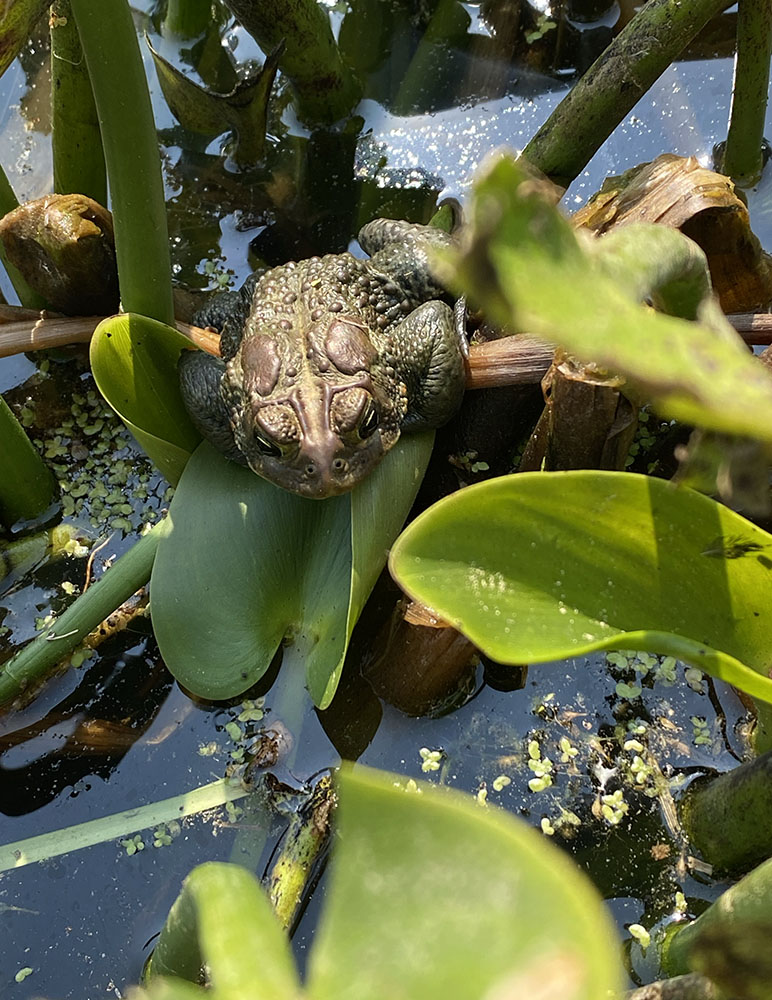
0, 519, 165, 707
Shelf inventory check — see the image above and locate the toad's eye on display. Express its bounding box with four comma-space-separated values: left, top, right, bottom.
254, 430, 282, 458
358, 401, 379, 439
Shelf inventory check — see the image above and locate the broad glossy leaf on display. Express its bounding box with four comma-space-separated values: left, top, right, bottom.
151, 434, 432, 707
389, 471, 772, 706
90, 313, 200, 484
444, 153, 772, 443
307, 766, 622, 1000
147, 862, 300, 1000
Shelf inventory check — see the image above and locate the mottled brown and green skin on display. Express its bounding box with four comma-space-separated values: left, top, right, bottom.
180, 219, 467, 498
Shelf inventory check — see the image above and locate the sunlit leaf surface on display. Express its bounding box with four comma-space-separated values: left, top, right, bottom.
390, 471, 772, 705
138, 768, 622, 1000
90, 313, 200, 484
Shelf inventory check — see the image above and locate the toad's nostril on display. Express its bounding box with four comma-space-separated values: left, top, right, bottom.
305, 462, 316, 476
332, 457, 347, 473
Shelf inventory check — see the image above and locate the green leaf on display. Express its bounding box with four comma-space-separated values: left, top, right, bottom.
444, 152, 772, 443
146, 862, 300, 1000
90, 313, 200, 485
151, 434, 432, 708
0, 394, 56, 528
148, 38, 282, 167
389, 470, 772, 706
306, 766, 622, 999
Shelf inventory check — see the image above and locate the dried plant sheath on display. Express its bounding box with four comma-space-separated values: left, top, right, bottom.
519, 351, 638, 472
572, 154, 772, 313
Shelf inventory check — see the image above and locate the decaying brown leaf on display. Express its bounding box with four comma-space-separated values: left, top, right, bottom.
572, 153, 772, 313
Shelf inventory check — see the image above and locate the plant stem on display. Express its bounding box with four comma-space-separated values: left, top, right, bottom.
0, 777, 248, 872
524, 0, 729, 186
223, 0, 360, 124
267, 773, 334, 930
163, 0, 215, 38
0, 166, 46, 308
661, 855, 772, 979
0, 518, 166, 707
51, 0, 107, 205
392, 0, 471, 115
0, 396, 56, 531
70, 0, 174, 325
679, 750, 772, 872
721, 0, 772, 184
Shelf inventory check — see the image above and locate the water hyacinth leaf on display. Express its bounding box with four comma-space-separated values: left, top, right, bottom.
151, 434, 432, 707
90, 313, 200, 484
146, 862, 300, 998
306, 766, 622, 999
148, 38, 282, 166
389, 471, 772, 706
443, 153, 772, 443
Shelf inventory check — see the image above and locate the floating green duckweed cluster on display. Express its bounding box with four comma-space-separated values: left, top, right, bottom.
527, 738, 554, 792
152, 821, 181, 848
221, 697, 269, 766
625, 408, 673, 471
606, 649, 680, 690
120, 833, 145, 856
419, 747, 443, 773
600, 789, 629, 826
21, 374, 169, 536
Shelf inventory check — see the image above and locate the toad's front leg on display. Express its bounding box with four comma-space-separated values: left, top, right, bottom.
386, 300, 468, 431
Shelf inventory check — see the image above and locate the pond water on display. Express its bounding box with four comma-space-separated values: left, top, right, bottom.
0, 3, 769, 996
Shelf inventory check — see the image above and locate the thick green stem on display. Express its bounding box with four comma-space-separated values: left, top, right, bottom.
70, 0, 174, 325
679, 751, 772, 872
661, 856, 772, 981
162, 0, 216, 37
392, 0, 471, 115
753, 697, 772, 753
0, 396, 56, 530
224, 0, 360, 124
523, 0, 730, 186
51, 0, 107, 205
0, 519, 164, 707
722, 0, 772, 184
